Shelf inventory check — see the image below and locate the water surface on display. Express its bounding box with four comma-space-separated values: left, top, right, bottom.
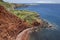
16, 4, 60, 40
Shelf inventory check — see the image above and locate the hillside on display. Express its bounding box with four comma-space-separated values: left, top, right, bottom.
0, 1, 50, 40
0, 5, 33, 40
0, 0, 43, 26
0, 0, 49, 29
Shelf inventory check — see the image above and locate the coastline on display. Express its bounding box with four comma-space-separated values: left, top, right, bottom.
43, 19, 58, 30
0, 0, 56, 29
0, 1, 60, 40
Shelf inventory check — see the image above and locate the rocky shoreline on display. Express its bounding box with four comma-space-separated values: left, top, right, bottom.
43, 19, 57, 30
0, 0, 55, 40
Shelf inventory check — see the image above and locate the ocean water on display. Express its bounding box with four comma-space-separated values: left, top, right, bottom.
16, 4, 60, 26
16, 4, 60, 40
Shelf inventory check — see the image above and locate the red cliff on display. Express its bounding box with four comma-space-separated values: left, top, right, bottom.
0, 5, 31, 40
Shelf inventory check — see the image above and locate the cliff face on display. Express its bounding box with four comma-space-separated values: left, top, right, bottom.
0, 1, 49, 40
0, 5, 31, 40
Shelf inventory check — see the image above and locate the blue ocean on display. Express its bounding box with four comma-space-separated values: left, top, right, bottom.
16, 4, 60, 40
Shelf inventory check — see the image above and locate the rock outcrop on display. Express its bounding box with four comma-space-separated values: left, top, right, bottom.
0, 5, 31, 40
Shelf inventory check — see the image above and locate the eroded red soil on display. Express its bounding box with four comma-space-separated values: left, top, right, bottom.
0, 5, 31, 40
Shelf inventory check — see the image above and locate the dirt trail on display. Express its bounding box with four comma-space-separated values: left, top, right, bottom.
16, 28, 33, 40
0, 5, 31, 40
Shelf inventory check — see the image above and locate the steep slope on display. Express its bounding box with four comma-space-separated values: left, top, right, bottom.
0, 1, 43, 26
0, 1, 50, 40
0, 0, 14, 10
0, 5, 31, 40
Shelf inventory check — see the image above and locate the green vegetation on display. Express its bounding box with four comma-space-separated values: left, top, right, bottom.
11, 10, 40, 24
0, 1, 14, 10
0, 1, 41, 25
